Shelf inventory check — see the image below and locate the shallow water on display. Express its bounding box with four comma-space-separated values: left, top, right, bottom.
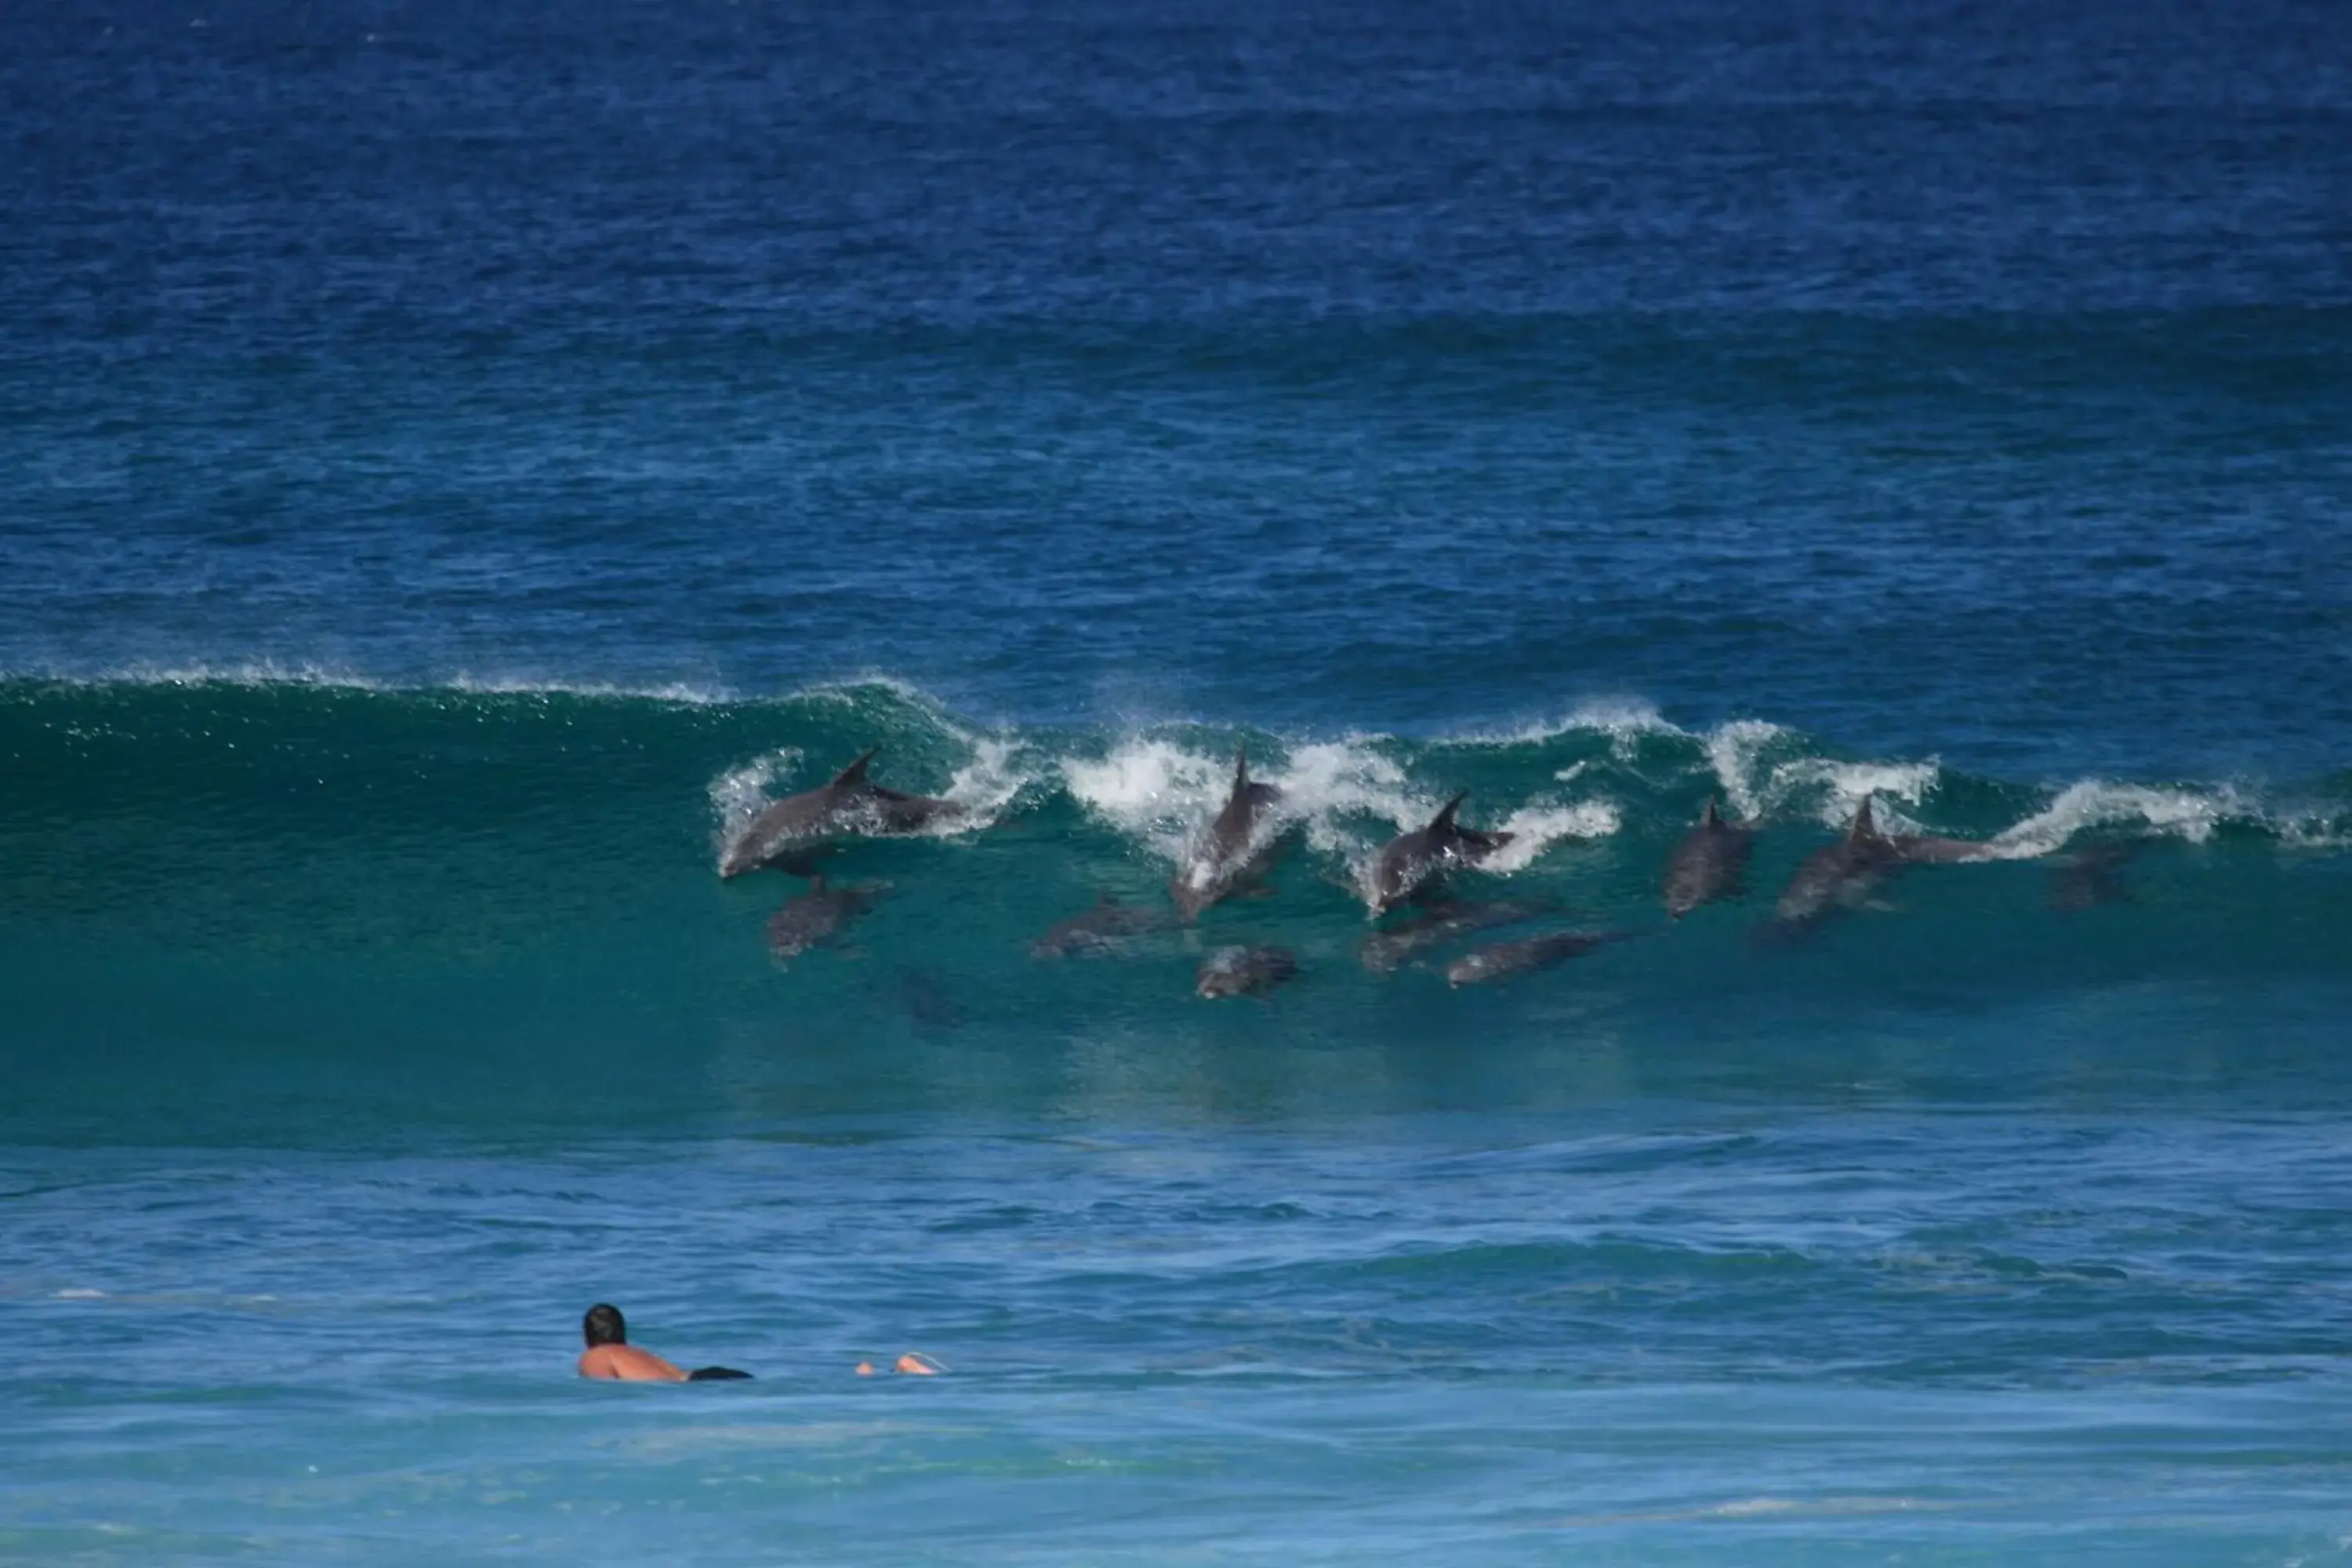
5, 0, 2352, 1559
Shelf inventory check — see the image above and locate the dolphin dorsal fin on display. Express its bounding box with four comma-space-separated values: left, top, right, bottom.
830, 747, 879, 789
1232, 746, 1249, 794
1848, 797, 1878, 841
1430, 791, 1468, 833
1701, 798, 1720, 827
808, 874, 827, 894
1094, 891, 1121, 908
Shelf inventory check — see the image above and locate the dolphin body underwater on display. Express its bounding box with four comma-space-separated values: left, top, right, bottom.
2049, 843, 2140, 910
720, 748, 966, 877
1444, 929, 1635, 987
764, 877, 888, 957
1662, 798, 1755, 918
1195, 946, 1299, 999
1366, 793, 1516, 913
1769, 797, 1907, 928
1029, 894, 1180, 958
1762, 796, 1994, 935
1168, 749, 1290, 922
1358, 897, 1560, 974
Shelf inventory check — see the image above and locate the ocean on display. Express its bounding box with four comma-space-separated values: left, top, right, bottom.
3, 0, 2350, 1560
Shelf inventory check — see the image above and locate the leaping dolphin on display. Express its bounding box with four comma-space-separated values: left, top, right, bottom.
1367, 792, 1515, 912
1168, 747, 1289, 922
1662, 797, 1755, 918
719, 747, 966, 877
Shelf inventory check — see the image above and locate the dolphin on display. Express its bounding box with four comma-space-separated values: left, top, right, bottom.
1029, 893, 1181, 958
1444, 929, 1634, 987
1359, 896, 1560, 974
1889, 832, 1995, 865
1196, 946, 1298, 999
1767, 797, 1906, 929
892, 967, 969, 1031
1168, 747, 1288, 922
1662, 797, 1755, 918
2049, 843, 2139, 911
720, 748, 965, 877
764, 875, 887, 957
1367, 792, 1516, 912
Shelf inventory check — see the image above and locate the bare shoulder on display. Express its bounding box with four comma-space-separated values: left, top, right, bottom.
579, 1344, 685, 1382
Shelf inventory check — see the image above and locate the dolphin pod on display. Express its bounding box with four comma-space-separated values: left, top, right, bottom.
723, 743, 2089, 998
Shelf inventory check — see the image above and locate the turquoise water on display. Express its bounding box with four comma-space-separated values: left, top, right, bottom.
5, 0, 2352, 1559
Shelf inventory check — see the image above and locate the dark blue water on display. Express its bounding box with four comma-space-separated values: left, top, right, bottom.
4, 1, 2350, 1561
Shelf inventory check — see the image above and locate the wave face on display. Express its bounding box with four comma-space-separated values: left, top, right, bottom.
4, 675, 2347, 1144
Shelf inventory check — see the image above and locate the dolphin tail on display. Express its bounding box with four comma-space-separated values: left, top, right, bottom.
1849, 796, 1879, 841
830, 747, 880, 789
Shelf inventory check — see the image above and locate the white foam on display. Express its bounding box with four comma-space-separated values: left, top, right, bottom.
1988, 779, 2242, 857
447, 673, 737, 705
796, 673, 949, 711
1061, 739, 1236, 863
1700, 720, 1791, 821
1467, 696, 1691, 751
1782, 757, 1942, 829
1701, 720, 1941, 829
1064, 732, 1619, 904
1276, 740, 1423, 860
24, 659, 392, 691
1481, 799, 1621, 873
706, 748, 804, 851
3, 660, 743, 706
938, 735, 1031, 829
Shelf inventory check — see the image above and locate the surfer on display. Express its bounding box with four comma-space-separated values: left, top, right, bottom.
576, 1303, 751, 1382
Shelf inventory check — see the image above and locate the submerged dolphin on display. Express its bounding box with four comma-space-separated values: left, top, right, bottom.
1367, 792, 1516, 912
1444, 929, 1633, 987
1359, 897, 1560, 974
1168, 748, 1288, 922
1196, 946, 1298, 999
1029, 893, 1181, 958
1767, 797, 1906, 929
764, 875, 887, 957
1662, 797, 1755, 918
2049, 843, 2139, 911
720, 748, 965, 877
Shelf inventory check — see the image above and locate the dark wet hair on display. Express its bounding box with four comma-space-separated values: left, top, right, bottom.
583, 1303, 626, 1347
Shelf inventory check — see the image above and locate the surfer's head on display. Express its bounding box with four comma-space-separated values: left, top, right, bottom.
583, 1303, 627, 1348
